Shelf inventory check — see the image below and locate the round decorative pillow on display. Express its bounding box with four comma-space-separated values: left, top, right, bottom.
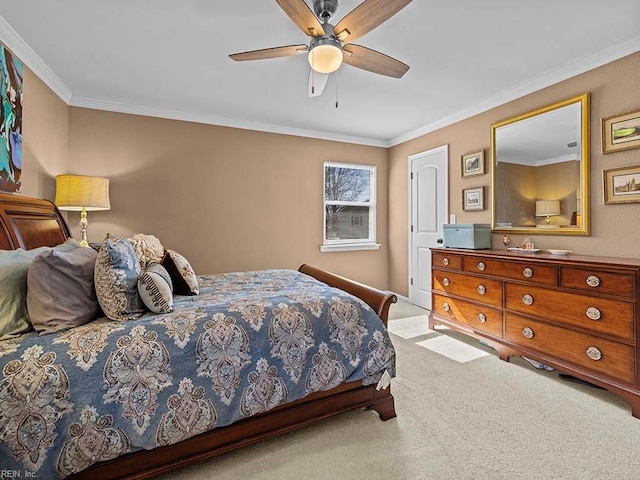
138, 262, 174, 313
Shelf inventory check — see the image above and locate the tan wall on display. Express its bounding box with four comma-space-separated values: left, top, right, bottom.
389, 51, 640, 296
495, 163, 536, 226
66, 109, 389, 289
20, 69, 69, 199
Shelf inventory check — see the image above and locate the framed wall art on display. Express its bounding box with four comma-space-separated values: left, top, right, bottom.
602, 108, 640, 154
0, 42, 23, 193
463, 186, 484, 211
461, 149, 484, 177
603, 164, 640, 204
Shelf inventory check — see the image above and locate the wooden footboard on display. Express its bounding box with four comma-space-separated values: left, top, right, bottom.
298, 264, 397, 326
68, 267, 397, 480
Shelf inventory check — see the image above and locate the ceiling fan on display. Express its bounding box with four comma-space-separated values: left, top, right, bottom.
229, 0, 413, 97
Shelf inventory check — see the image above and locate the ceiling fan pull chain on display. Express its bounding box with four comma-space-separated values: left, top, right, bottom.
311, 68, 315, 94
335, 81, 339, 108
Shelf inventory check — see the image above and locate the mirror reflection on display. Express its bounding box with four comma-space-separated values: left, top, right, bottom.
491, 94, 589, 235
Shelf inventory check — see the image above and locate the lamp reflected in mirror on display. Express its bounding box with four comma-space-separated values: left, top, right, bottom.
535, 200, 560, 228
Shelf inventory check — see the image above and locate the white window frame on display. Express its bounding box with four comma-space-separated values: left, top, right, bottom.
321, 161, 380, 253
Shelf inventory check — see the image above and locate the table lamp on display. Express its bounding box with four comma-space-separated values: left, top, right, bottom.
535, 200, 560, 228
55, 174, 110, 246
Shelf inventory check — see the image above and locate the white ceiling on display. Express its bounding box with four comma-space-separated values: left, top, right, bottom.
0, 0, 639, 147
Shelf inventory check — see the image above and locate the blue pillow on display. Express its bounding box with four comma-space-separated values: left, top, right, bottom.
94, 237, 146, 321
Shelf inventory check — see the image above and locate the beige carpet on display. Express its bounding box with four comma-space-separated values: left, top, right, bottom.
155, 302, 640, 480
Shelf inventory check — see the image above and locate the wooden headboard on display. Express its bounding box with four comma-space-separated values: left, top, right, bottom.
0, 192, 71, 250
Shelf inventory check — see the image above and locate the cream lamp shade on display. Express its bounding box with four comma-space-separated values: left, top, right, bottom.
535, 200, 561, 226
55, 174, 110, 246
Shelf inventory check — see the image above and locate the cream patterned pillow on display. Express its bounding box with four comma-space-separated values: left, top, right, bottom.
138, 262, 174, 313
94, 236, 146, 321
161, 249, 199, 295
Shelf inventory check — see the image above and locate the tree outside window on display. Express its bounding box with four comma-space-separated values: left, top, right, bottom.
323, 162, 376, 246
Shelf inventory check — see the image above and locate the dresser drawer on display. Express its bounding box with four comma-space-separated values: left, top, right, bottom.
432, 251, 462, 270
433, 270, 502, 308
433, 293, 503, 338
505, 283, 635, 341
560, 267, 635, 298
505, 313, 635, 384
463, 258, 557, 286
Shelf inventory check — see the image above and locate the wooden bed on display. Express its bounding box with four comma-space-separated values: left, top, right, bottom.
0, 191, 397, 480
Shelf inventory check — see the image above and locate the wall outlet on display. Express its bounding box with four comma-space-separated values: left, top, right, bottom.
449, 214, 456, 224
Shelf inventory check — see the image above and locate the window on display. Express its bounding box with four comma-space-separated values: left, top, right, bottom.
322, 162, 379, 252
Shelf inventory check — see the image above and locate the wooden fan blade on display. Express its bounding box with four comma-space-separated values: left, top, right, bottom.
308, 70, 329, 97
229, 44, 308, 62
275, 0, 326, 36
342, 44, 409, 78
333, 0, 413, 43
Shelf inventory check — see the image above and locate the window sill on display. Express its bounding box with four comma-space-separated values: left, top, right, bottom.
320, 243, 381, 253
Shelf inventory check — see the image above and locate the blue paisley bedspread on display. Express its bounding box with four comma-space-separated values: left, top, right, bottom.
0, 269, 395, 479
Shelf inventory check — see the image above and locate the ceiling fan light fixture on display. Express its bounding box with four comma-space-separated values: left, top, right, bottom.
308, 41, 343, 74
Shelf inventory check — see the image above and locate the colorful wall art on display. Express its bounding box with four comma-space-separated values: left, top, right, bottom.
0, 42, 23, 193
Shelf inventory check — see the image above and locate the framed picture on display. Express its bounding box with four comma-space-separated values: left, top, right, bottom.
461, 149, 485, 177
602, 108, 640, 153
603, 164, 640, 204
463, 186, 484, 211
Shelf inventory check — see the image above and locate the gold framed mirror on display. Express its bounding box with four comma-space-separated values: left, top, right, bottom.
491, 93, 590, 235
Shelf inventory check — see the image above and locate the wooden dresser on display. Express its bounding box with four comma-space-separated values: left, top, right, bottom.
429, 247, 640, 418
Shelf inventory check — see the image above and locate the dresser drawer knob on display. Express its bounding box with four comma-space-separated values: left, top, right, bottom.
477, 313, 487, 323
522, 327, 534, 339
586, 275, 601, 288
586, 307, 602, 321
442, 277, 450, 287
442, 302, 450, 312
586, 346, 602, 361
522, 267, 533, 278
442, 257, 450, 266
477, 261, 486, 271
522, 294, 534, 306
477, 284, 486, 295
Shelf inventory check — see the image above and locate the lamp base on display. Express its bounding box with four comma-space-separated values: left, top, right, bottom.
79, 207, 89, 247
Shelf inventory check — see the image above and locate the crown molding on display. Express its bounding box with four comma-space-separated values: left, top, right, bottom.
388, 34, 640, 147
68, 95, 387, 147
0, 14, 72, 103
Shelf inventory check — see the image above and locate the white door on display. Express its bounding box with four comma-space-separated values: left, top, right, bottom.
409, 145, 448, 310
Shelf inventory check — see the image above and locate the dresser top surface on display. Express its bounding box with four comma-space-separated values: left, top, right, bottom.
431, 248, 640, 269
